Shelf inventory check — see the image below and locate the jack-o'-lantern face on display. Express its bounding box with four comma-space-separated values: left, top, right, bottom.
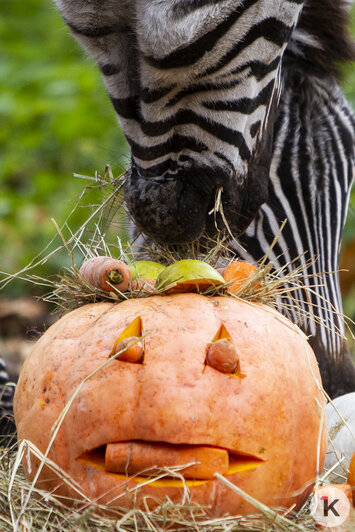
14, 294, 327, 516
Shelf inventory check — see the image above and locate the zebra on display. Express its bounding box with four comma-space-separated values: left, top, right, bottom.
0, 0, 354, 432
0, 360, 15, 438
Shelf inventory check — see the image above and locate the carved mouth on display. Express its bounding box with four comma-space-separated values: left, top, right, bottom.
78, 440, 265, 487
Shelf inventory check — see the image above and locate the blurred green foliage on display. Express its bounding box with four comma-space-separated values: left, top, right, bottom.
0, 0, 354, 322
0, 0, 128, 294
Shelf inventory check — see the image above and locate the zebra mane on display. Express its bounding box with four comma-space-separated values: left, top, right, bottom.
287, 0, 355, 79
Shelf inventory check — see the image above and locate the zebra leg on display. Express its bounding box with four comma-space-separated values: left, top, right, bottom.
238, 69, 355, 399
0, 358, 16, 439
308, 336, 355, 399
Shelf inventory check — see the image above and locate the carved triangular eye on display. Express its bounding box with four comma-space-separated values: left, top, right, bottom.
110, 317, 144, 363
206, 325, 240, 375
211, 324, 231, 343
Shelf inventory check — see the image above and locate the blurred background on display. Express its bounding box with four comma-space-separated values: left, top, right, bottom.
0, 0, 354, 379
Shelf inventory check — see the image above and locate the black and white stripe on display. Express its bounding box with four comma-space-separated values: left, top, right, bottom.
237, 71, 355, 395
0, 359, 15, 438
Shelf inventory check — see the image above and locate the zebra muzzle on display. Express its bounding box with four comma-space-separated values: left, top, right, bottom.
125, 167, 219, 244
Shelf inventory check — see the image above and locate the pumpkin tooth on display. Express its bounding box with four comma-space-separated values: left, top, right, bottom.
77, 448, 209, 487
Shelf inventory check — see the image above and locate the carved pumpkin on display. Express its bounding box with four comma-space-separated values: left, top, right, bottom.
14, 294, 327, 516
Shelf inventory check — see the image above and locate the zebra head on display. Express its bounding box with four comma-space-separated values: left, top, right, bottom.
55, 0, 304, 244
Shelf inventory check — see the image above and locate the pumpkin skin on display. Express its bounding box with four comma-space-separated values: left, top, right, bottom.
14, 294, 327, 516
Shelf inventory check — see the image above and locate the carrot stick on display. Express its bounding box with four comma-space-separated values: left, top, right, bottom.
105, 441, 229, 479
79, 256, 131, 292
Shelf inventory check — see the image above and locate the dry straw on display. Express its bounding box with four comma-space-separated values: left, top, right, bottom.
1, 167, 353, 531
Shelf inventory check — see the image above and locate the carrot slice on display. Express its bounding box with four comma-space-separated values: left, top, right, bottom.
105, 442, 229, 479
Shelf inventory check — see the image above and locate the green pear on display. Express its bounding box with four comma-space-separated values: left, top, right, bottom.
156, 259, 224, 292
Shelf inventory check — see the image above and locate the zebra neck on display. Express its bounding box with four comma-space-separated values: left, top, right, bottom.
287, 0, 355, 80
240, 69, 355, 357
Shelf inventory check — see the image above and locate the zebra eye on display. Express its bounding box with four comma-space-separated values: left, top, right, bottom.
110, 317, 144, 364
205, 325, 240, 375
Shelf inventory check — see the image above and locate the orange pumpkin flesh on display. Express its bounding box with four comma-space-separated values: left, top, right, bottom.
14, 294, 327, 516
